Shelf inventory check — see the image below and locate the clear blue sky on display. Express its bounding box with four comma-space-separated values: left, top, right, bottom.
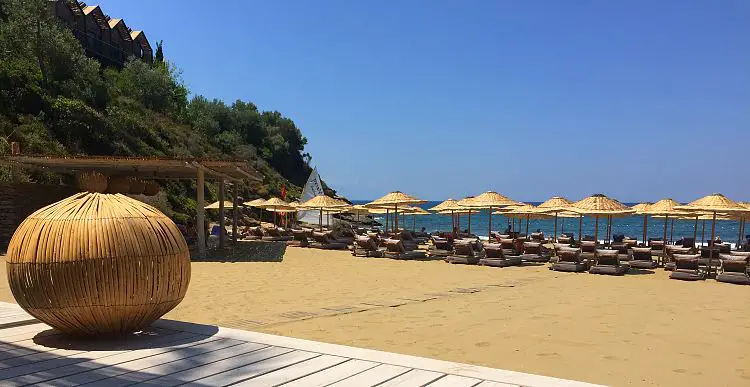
102, 0, 748, 202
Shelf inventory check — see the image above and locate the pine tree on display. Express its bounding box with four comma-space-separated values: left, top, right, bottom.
155, 40, 164, 63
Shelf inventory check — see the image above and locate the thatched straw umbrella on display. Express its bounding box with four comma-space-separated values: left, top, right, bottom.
641, 199, 684, 246
404, 206, 430, 231
298, 195, 349, 231
570, 194, 634, 244
204, 201, 237, 210
503, 204, 549, 236
676, 193, 748, 272
459, 191, 519, 240
347, 204, 371, 225
365, 191, 426, 232
536, 196, 574, 241
631, 202, 653, 246
244, 198, 267, 223
456, 197, 478, 235
430, 199, 465, 236
258, 197, 294, 228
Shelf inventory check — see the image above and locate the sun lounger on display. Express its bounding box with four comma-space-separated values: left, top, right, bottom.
311, 231, 348, 249
498, 237, 516, 252
551, 247, 587, 272
519, 241, 551, 263
715, 254, 750, 285
242, 226, 264, 240
383, 238, 426, 260
664, 245, 692, 271
557, 235, 573, 244
530, 232, 547, 243
589, 249, 629, 275
352, 235, 384, 257
428, 236, 453, 257
290, 229, 310, 247
261, 227, 293, 242
628, 247, 657, 269
445, 239, 483, 264
397, 230, 420, 250
579, 240, 598, 264
669, 254, 705, 281
479, 243, 522, 267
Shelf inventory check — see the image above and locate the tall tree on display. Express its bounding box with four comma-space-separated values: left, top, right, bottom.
155, 40, 164, 63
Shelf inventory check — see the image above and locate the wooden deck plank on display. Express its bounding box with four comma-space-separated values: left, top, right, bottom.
234, 354, 349, 386
141, 345, 295, 386
474, 381, 521, 387
326, 364, 411, 386
47, 338, 247, 387
0, 328, 182, 371
0, 324, 56, 343
184, 350, 320, 386
426, 374, 483, 387
278, 359, 379, 387
378, 369, 445, 386
0, 332, 202, 385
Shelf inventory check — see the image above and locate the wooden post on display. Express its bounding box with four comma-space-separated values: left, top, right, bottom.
594, 216, 599, 245
709, 212, 717, 273
488, 207, 493, 241
693, 217, 698, 248
467, 210, 472, 235
701, 220, 706, 246
553, 212, 558, 242
663, 215, 668, 246
670, 218, 674, 243
232, 183, 238, 244
218, 179, 225, 250
196, 169, 206, 259
642, 215, 648, 246
578, 216, 582, 243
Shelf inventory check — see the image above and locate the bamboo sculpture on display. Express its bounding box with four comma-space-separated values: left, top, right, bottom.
6, 192, 191, 336
75, 171, 108, 193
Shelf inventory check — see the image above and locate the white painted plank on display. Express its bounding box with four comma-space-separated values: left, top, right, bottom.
235, 354, 348, 386
474, 381, 521, 387
0, 332, 202, 385
327, 364, 411, 387
279, 359, 379, 387
0, 329, 183, 371
184, 350, 320, 386
155, 320, 603, 387
426, 374, 483, 387
141, 345, 295, 386
378, 369, 445, 387
47, 338, 248, 387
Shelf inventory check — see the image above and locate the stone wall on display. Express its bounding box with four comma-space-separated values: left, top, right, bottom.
0, 183, 78, 250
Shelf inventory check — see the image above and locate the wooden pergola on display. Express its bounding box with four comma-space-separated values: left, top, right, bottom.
1, 155, 263, 259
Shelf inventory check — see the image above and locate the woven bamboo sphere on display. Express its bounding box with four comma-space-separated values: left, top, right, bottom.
6, 192, 191, 336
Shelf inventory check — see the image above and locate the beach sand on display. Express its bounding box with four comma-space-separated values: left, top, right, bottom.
1, 248, 748, 386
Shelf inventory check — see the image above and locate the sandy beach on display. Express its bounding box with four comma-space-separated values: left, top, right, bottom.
2, 248, 748, 386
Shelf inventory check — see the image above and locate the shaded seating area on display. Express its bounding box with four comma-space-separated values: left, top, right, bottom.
669, 254, 706, 281
446, 239, 484, 265
479, 243, 522, 267
716, 253, 750, 285
352, 235, 384, 257
589, 249, 629, 275
311, 231, 348, 250
629, 247, 657, 269
551, 247, 587, 272
664, 245, 693, 271
519, 241, 551, 263
428, 236, 453, 257
383, 238, 427, 260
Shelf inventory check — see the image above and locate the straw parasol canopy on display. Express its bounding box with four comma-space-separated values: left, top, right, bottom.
631, 202, 653, 213
258, 198, 296, 227
6, 193, 190, 336
429, 199, 459, 211
204, 201, 237, 210
403, 206, 430, 231
348, 204, 371, 215
640, 198, 686, 245
570, 194, 634, 243
365, 191, 426, 231
243, 198, 267, 207
536, 196, 574, 241
297, 195, 349, 230
676, 194, 749, 264
460, 191, 520, 238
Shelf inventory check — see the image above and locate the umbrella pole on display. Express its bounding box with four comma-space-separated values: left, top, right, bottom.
395, 203, 399, 232
525, 214, 530, 236
561, 217, 565, 235
663, 216, 668, 246
594, 216, 599, 245
554, 212, 558, 242
709, 212, 717, 274
738, 216, 743, 249
468, 211, 472, 235
488, 207, 493, 241
386, 209, 389, 234
701, 220, 706, 246
413, 214, 416, 232
670, 218, 674, 243
693, 217, 698, 247
578, 216, 582, 243
643, 215, 648, 246
319, 208, 323, 232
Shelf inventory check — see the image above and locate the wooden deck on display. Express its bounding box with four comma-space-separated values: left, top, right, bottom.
0, 302, 600, 386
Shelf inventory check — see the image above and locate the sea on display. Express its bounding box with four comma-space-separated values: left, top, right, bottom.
351, 201, 746, 245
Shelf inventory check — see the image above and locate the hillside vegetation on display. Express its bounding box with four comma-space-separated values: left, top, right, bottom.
0, 0, 333, 222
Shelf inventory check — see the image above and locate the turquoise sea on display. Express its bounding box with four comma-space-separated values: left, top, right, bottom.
352, 201, 747, 245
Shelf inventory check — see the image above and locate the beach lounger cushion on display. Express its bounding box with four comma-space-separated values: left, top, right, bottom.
719, 254, 749, 273
480, 256, 522, 267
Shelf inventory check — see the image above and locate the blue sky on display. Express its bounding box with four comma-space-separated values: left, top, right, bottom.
102, 0, 749, 202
